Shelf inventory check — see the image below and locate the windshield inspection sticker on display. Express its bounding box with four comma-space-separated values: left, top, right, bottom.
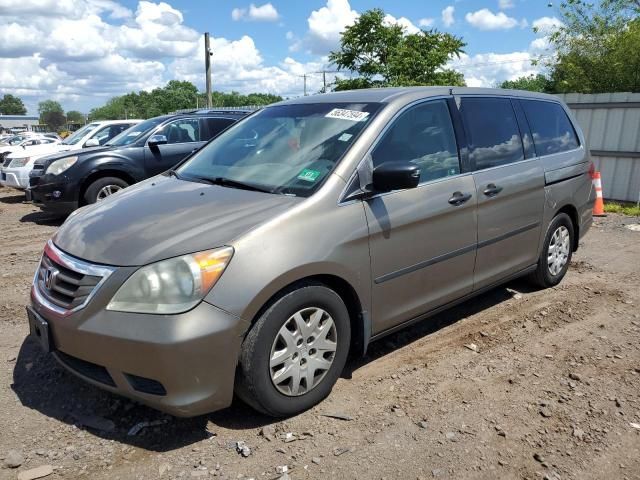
325, 108, 370, 122
297, 168, 321, 182
338, 133, 353, 142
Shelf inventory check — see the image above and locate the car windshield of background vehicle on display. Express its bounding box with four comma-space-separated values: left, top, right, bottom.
62, 123, 100, 145
2, 135, 29, 145
177, 103, 381, 197
106, 117, 165, 146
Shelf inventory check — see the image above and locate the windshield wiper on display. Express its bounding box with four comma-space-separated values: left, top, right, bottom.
194, 176, 272, 193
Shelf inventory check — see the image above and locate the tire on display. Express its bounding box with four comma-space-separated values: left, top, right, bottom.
529, 213, 574, 288
84, 176, 129, 205
235, 282, 351, 417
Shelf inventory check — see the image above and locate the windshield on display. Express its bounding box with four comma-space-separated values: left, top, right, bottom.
1, 134, 29, 145
62, 123, 99, 145
107, 117, 165, 146
177, 103, 381, 197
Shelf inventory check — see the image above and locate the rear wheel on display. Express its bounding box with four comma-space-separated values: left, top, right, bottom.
84, 176, 128, 205
235, 283, 351, 417
529, 213, 574, 288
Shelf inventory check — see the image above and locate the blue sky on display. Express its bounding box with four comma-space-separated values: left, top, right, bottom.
0, 0, 562, 114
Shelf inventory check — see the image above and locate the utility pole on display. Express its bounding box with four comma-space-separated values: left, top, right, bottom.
204, 32, 213, 108
313, 70, 339, 93
299, 74, 308, 96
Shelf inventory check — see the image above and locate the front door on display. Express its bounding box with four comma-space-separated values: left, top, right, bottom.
365, 98, 478, 334
456, 96, 545, 290
144, 118, 206, 176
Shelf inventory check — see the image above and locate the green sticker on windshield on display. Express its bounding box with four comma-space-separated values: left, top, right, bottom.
297, 168, 321, 182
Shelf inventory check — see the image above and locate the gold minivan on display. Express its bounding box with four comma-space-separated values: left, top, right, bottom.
27, 87, 594, 417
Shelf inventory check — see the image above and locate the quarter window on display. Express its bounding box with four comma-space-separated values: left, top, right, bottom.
157, 119, 200, 144
372, 99, 460, 183
201, 118, 236, 141
459, 97, 524, 170
521, 100, 579, 155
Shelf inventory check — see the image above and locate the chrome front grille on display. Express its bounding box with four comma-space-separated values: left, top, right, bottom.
37, 254, 101, 310
33, 240, 115, 316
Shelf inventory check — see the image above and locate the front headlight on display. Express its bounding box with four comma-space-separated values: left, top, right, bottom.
9, 157, 31, 168
46, 156, 77, 175
107, 246, 234, 314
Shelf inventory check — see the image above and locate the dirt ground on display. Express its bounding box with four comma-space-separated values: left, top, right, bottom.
0, 185, 639, 480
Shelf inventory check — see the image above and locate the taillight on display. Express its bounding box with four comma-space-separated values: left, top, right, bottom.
588, 161, 595, 178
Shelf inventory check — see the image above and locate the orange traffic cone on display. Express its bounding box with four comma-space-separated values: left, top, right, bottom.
592, 171, 606, 217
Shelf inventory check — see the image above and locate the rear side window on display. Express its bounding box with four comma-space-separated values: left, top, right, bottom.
201, 117, 236, 141
372, 99, 460, 183
459, 97, 524, 170
521, 100, 579, 155
157, 118, 200, 144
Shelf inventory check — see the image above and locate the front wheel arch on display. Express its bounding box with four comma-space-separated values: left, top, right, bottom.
79, 169, 136, 206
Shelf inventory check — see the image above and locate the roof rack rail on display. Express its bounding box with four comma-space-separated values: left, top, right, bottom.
170, 105, 262, 115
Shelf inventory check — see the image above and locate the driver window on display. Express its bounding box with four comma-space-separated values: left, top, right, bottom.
156, 119, 200, 144
372, 99, 460, 183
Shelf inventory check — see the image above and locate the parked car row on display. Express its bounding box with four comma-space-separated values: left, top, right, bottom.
0, 111, 249, 208
0, 121, 139, 191
25, 88, 595, 418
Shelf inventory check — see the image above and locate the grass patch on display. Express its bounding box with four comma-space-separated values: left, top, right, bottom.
604, 201, 640, 216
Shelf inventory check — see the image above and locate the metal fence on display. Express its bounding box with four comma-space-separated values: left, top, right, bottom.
555, 92, 640, 203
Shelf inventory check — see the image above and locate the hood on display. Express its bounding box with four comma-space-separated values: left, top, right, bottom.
53, 175, 302, 266
34, 145, 119, 166
7, 143, 63, 159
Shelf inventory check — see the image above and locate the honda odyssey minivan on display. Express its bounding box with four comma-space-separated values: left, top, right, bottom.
27, 87, 594, 417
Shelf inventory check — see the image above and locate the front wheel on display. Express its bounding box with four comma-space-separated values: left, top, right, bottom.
84, 176, 129, 205
529, 213, 574, 288
235, 283, 351, 417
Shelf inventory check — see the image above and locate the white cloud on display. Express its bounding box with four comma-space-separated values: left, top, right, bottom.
532, 16, 563, 34
442, 6, 455, 27
418, 17, 434, 28
498, 0, 514, 10
383, 14, 420, 34
306, 0, 359, 55
451, 51, 539, 87
231, 3, 279, 22
465, 8, 523, 30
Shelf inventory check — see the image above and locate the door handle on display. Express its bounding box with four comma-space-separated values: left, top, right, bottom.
483, 183, 503, 196
448, 191, 472, 206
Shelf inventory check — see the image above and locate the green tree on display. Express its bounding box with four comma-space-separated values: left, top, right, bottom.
66, 110, 85, 124
38, 100, 66, 130
89, 81, 283, 120
544, 0, 640, 93
0, 94, 27, 115
499, 74, 554, 92
328, 8, 465, 90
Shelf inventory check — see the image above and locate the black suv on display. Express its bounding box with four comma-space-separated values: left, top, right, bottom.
27, 109, 252, 214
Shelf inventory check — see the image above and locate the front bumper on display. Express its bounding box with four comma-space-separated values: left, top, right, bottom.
1, 166, 30, 189
29, 247, 249, 417
29, 174, 78, 214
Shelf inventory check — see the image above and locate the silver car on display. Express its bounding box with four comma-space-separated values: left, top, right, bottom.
27, 87, 594, 417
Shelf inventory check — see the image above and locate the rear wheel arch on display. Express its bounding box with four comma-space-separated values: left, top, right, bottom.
556, 204, 580, 251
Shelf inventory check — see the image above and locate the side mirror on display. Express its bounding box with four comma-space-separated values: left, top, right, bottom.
148, 134, 168, 148
84, 138, 99, 147
372, 162, 420, 192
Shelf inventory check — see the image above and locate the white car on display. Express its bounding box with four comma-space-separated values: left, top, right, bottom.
0, 140, 62, 189
0, 135, 60, 162
46, 119, 142, 156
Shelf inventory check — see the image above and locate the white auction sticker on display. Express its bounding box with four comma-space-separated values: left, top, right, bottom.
325, 108, 370, 122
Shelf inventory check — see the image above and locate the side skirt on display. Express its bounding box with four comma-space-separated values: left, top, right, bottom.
366, 264, 537, 347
